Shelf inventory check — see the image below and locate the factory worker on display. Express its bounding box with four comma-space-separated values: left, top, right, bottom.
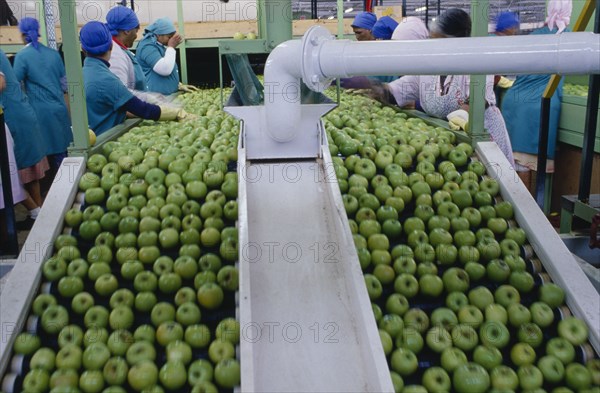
13, 17, 72, 172
0, 72, 27, 223
501, 0, 571, 192
341, 16, 426, 88
79, 21, 193, 135
0, 49, 47, 218
136, 17, 198, 95
106, 6, 145, 91
372, 8, 515, 164
372, 16, 399, 40
391, 16, 429, 40
351, 12, 377, 41
494, 11, 520, 36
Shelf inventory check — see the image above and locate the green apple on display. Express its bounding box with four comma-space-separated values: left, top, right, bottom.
441, 347, 468, 372
546, 337, 576, 364
518, 364, 544, 391
13, 332, 41, 355
103, 356, 129, 386
390, 348, 418, 377
510, 342, 537, 366
537, 355, 565, 384
41, 305, 69, 334
185, 324, 211, 349
558, 316, 589, 345
128, 361, 158, 391
453, 363, 490, 393
539, 282, 565, 308
214, 358, 241, 389
126, 341, 156, 366
490, 365, 519, 390
422, 367, 451, 393
473, 345, 503, 371
55, 344, 83, 370
22, 369, 51, 393
57, 325, 84, 348
494, 285, 521, 307
479, 321, 510, 349
451, 324, 479, 351
425, 326, 453, 353
30, 347, 56, 371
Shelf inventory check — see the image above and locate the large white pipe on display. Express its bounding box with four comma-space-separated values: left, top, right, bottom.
318, 32, 600, 82
264, 39, 303, 142
263, 27, 600, 144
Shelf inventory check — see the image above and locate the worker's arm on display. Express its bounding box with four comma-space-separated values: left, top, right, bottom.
121, 95, 161, 120
0, 72, 6, 92
152, 47, 176, 76
387, 75, 420, 107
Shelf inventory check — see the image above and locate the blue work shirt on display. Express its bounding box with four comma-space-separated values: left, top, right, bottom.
501, 26, 565, 159
13, 43, 73, 156
0, 49, 46, 169
83, 56, 133, 135
136, 37, 179, 95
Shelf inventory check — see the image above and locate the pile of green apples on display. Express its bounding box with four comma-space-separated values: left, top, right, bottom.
323, 92, 599, 393
8, 89, 241, 393
563, 83, 589, 97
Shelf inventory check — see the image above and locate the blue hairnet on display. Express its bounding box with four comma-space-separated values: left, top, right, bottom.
80, 21, 113, 55
372, 16, 399, 39
144, 17, 176, 36
495, 12, 519, 33
106, 6, 139, 36
19, 17, 40, 50
352, 12, 377, 30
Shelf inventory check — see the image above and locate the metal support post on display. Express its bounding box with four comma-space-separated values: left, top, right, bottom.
36, 0, 47, 46
468, 0, 489, 145
176, 0, 188, 84
337, 0, 344, 38
577, 1, 600, 203
42, 0, 57, 49
59, 0, 89, 157
0, 110, 18, 257
258, 0, 293, 50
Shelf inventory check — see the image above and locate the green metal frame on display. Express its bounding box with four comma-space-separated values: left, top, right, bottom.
468, 0, 489, 145
59, 0, 89, 157
176, 0, 188, 84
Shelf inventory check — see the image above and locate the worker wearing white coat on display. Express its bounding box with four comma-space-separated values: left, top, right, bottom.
106, 5, 146, 91
378, 9, 515, 164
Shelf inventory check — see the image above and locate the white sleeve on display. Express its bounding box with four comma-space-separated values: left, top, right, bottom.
152, 47, 177, 76
387, 75, 420, 107
109, 47, 132, 89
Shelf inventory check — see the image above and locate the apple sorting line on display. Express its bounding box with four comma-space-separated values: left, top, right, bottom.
0, 26, 598, 393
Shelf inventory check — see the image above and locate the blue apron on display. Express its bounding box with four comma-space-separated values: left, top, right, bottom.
13, 44, 73, 156
501, 26, 564, 159
0, 49, 46, 169
136, 36, 179, 95
83, 57, 133, 135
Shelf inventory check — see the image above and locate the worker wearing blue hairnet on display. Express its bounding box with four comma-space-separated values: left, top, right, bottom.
106, 6, 145, 92
0, 49, 47, 218
351, 12, 377, 41
501, 0, 571, 191
13, 17, 72, 172
372, 16, 399, 40
494, 12, 520, 36
136, 17, 198, 95
79, 21, 194, 135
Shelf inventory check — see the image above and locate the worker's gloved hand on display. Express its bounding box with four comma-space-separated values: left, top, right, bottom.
447, 109, 469, 131
340, 76, 372, 89
159, 105, 198, 121
176, 109, 198, 121
497, 76, 514, 89
158, 105, 180, 121
178, 83, 200, 93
